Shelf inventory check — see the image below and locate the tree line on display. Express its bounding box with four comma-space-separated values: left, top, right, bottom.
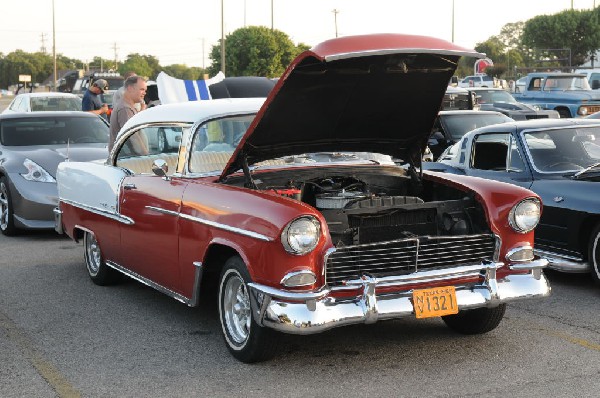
462, 7, 600, 78
2, 8, 600, 89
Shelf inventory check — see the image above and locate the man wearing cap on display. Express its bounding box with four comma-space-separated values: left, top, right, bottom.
82, 78, 109, 117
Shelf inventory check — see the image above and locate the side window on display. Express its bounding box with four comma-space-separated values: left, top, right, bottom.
9, 97, 22, 111
507, 136, 525, 172
471, 133, 510, 171
529, 78, 542, 91
115, 126, 182, 175
189, 115, 253, 173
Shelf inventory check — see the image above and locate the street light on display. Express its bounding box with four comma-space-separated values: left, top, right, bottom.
451, 0, 455, 43
332, 9, 339, 38
52, 0, 57, 91
221, 0, 225, 74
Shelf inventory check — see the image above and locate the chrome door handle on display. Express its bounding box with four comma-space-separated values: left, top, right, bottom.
123, 183, 137, 190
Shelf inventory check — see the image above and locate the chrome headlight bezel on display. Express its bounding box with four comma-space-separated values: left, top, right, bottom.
20, 158, 56, 183
281, 216, 321, 255
508, 198, 541, 233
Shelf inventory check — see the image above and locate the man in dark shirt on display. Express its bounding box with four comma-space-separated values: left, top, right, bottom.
82, 78, 109, 117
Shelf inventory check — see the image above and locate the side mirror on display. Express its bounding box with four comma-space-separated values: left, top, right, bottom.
152, 159, 170, 179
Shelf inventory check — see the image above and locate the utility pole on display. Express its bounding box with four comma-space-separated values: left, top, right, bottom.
452, 0, 455, 43
40, 33, 47, 54
221, 0, 225, 74
52, 0, 57, 92
271, 0, 274, 30
332, 9, 339, 38
112, 42, 119, 71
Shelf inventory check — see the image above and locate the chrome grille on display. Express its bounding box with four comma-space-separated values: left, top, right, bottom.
325, 234, 496, 287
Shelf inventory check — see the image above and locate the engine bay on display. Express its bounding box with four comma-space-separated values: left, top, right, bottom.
226, 167, 491, 247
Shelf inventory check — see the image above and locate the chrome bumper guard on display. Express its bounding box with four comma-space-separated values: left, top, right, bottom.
53, 207, 64, 235
248, 259, 550, 335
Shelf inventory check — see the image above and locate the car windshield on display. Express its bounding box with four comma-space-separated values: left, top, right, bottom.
475, 90, 518, 104
188, 115, 395, 174
441, 113, 513, 140
30, 97, 82, 111
523, 127, 600, 173
0, 116, 109, 146
543, 76, 590, 91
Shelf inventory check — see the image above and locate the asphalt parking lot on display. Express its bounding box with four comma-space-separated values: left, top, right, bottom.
1, 96, 599, 397
1, 230, 600, 397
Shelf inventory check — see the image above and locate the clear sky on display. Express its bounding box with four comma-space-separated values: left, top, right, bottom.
0, 0, 597, 70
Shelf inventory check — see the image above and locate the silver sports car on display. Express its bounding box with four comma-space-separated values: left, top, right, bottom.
0, 112, 109, 235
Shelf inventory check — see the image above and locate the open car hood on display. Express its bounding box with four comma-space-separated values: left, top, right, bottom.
221, 34, 484, 179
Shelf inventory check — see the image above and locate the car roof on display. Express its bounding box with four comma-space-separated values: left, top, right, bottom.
477, 117, 600, 132
14, 92, 79, 98
0, 111, 98, 120
118, 98, 266, 132
438, 110, 507, 116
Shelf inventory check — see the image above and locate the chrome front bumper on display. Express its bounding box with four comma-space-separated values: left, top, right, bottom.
248, 259, 550, 335
535, 249, 591, 273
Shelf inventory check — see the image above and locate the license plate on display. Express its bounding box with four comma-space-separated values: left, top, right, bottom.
412, 286, 458, 319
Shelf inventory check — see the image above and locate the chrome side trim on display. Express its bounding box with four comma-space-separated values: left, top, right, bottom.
248, 259, 551, 335
61, 199, 134, 225
106, 260, 194, 306
146, 205, 273, 241
145, 206, 178, 216
534, 249, 590, 273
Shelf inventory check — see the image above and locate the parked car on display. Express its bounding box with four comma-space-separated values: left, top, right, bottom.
425, 118, 600, 281
458, 74, 497, 88
442, 86, 477, 111
467, 88, 560, 120
0, 112, 109, 235
428, 110, 514, 159
511, 72, 600, 118
55, 34, 550, 363
2, 92, 82, 114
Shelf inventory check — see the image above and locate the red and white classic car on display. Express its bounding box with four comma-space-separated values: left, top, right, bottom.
55, 34, 551, 363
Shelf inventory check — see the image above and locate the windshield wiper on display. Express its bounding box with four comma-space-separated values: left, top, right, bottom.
573, 162, 600, 179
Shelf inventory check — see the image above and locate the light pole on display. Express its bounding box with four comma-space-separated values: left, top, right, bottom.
333, 9, 339, 38
271, 0, 274, 30
451, 0, 455, 43
52, 0, 57, 91
221, 0, 225, 74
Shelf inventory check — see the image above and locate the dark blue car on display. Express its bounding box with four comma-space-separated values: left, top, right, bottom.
424, 118, 600, 283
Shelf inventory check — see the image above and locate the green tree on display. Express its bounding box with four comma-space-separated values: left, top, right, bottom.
119, 54, 161, 79
522, 9, 600, 67
209, 26, 308, 77
161, 64, 206, 80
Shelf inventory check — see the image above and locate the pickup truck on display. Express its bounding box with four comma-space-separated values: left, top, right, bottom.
512, 72, 600, 118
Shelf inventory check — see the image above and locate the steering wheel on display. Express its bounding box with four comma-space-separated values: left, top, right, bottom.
545, 161, 582, 171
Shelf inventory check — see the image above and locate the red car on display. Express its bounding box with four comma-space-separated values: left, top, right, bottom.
55, 34, 550, 363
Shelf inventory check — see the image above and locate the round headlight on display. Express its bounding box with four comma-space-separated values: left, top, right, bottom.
281, 216, 321, 255
509, 198, 541, 233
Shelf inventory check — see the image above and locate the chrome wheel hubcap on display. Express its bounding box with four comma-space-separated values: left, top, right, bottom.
85, 233, 102, 275
223, 273, 251, 345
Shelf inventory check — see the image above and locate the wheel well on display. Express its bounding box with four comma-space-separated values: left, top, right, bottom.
579, 217, 600, 261
73, 227, 86, 242
200, 244, 241, 296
